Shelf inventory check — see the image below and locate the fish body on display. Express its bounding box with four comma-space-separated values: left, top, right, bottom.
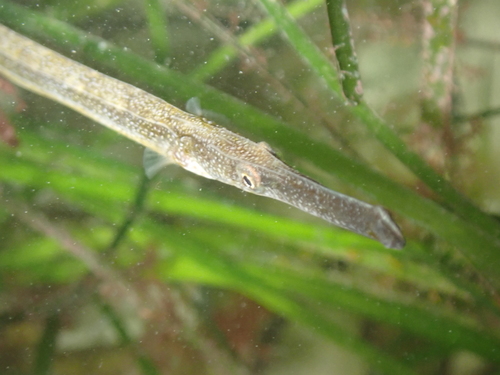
0, 24, 405, 249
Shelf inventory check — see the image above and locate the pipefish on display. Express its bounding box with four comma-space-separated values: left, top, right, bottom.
0, 24, 405, 249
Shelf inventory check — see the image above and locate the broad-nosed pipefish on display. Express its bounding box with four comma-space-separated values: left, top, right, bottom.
0, 24, 405, 249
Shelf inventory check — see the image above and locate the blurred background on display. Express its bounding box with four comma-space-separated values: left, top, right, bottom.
0, 0, 500, 374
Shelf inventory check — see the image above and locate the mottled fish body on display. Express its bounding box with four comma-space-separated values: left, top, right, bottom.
0, 24, 405, 249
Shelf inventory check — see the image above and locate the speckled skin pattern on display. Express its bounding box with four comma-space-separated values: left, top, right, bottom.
0, 25, 405, 249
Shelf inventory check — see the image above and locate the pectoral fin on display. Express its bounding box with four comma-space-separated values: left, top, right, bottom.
186, 97, 203, 116
143, 148, 174, 179
186, 97, 231, 127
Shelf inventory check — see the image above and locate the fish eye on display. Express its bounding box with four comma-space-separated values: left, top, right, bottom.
238, 165, 261, 190
242, 173, 255, 188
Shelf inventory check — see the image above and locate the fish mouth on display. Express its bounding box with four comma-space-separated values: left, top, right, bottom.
251, 165, 405, 249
